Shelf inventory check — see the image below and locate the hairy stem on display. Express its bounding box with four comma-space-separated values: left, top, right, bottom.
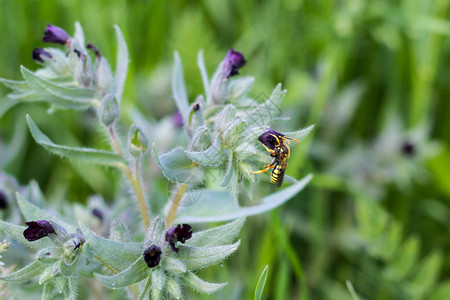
165, 183, 188, 227
109, 126, 150, 228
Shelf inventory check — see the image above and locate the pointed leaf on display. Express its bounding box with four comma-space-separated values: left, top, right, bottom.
0, 220, 50, 251
74, 21, 85, 48
151, 145, 203, 185
167, 277, 182, 299
283, 125, 315, 143
60, 256, 79, 276
113, 25, 129, 102
183, 271, 227, 294
137, 277, 152, 300
27, 115, 127, 168
42, 282, 54, 300
172, 52, 189, 118
174, 174, 313, 223
185, 137, 227, 167
197, 50, 210, 96
186, 218, 245, 247
178, 240, 240, 270
0, 78, 31, 92
152, 268, 166, 291
21, 66, 98, 103
109, 219, 131, 243
79, 222, 141, 272
383, 235, 420, 281
161, 257, 187, 275
254, 265, 269, 300
16, 193, 76, 232
228, 76, 254, 101
0, 260, 46, 282
244, 84, 285, 126
95, 258, 149, 288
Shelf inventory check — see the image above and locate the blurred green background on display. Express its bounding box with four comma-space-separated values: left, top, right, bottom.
1, 0, 450, 299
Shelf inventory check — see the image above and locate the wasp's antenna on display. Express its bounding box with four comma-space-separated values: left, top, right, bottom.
285, 137, 301, 144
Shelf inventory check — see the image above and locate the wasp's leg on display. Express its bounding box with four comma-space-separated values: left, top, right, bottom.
270, 134, 282, 147
250, 164, 275, 174
262, 143, 275, 154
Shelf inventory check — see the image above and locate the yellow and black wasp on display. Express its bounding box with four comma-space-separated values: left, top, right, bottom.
251, 129, 300, 187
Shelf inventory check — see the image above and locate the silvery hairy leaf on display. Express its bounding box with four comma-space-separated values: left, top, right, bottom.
177, 241, 240, 270
172, 52, 189, 123
227, 76, 254, 102
161, 256, 187, 275
27, 115, 128, 168
109, 218, 131, 243
21, 66, 98, 105
167, 277, 182, 299
183, 271, 227, 294
185, 137, 227, 167
186, 217, 245, 247
241, 83, 286, 127
173, 174, 312, 223
113, 25, 129, 102
0, 260, 46, 282
197, 50, 210, 97
79, 222, 141, 272
95, 258, 149, 288
151, 145, 204, 185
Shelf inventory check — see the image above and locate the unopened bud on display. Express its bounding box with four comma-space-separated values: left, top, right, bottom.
88, 43, 113, 92
128, 125, 149, 157
100, 94, 119, 127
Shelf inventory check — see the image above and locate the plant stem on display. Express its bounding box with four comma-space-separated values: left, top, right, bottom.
109, 126, 150, 228
165, 183, 188, 227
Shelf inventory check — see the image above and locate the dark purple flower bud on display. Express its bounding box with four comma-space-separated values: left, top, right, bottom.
192, 103, 200, 112
166, 224, 193, 253
401, 140, 416, 156
92, 208, 104, 222
0, 190, 7, 210
143, 245, 162, 268
32, 48, 52, 63
42, 24, 70, 45
23, 220, 55, 241
173, 111, 184, 128
223, 49, 246, 78
258, 129, 285, 150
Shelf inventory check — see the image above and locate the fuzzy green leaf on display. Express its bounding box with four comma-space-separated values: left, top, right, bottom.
0, 220, 50, 251
183, 271, 227, 294
174, 174, 313, 223
27, 115, 127, 168
173, 52, 189, 119
113, 25, 128, 102
228, 76, 254, 101
42, 282, 54, 300
177, 241, 240, 270
60, 256, 79, 276
186, 218, 245, 247
109, 219, 131, 243
185, 137, 227, 167
0, 260, 46, 282
283, 125, 315, 143
151, 145, 203, 185
254, 265, 269, 300
21, 66, 98, 103
197, 50, 210, 96
79, 222, 141, 272
383, 235, 420, 281
137, 277, 152, 300
152, 268, 167, 291
161, 257, 187, 275
244, 84, 286, 126
0, 78, 31, 92
167, 277, 182, 299
95, 258, 149, 288
16, 193, 76, 232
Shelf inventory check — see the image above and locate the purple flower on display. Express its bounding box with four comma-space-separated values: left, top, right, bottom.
143, 245, 162, 268
32, 48, 52, 63
258, 129, 285, 150
42, 24, 70, 45
23, 220, 55, 241
166, 224, 193, 253
401, 141, 416, 156
173, 111, 184, 128
0, 190, 7, 210
223, 49, 246, 78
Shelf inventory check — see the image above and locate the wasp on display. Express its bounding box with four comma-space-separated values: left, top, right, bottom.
251, 129, 300, 187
